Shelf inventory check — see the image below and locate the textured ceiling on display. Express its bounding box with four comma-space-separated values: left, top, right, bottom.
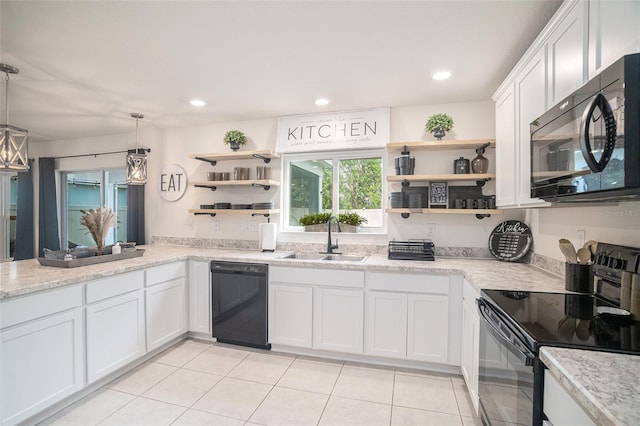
0, 0, 562, 143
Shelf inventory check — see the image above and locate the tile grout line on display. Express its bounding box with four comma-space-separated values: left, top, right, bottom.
315, 360, 346, 425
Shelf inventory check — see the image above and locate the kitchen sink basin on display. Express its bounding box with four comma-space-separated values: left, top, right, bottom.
280, 252, 327, 260
322, 254, 368, 262
279, 252, 368, 262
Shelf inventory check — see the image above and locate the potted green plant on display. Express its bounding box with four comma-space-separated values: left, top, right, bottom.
223, 130, 248, 151
298, 212, 367, 233
424, 113, 454, 140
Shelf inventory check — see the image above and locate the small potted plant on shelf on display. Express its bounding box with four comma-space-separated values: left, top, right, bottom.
298, 211, 367, 233
223, 130, 248, 151
79, 206, 116, 255
425, 113, 454, 140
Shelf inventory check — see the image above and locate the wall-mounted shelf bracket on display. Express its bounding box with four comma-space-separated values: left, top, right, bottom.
252, 213, 270, 217
195, 212, 217, 217
252, 153, 272, 163
195, 184, 216, 191
476, 177, 492, 187
475, 214, 491, 220
401, 145, 410, 156
195, 157, 217, 167
401, 179, 410, 188
401, 212, 410, 219
251, 183, 271, 191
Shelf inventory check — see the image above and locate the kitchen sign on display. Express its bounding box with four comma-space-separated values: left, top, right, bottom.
276, 107, 389, 153
159, 164, 187, 202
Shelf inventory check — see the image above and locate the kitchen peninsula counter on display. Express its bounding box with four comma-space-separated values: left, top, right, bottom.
1, 244, 566, 300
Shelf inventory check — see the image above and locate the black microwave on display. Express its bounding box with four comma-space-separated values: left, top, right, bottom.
530, 53, 640, 202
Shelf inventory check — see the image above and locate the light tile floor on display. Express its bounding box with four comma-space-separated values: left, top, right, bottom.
43, 339, 480, 426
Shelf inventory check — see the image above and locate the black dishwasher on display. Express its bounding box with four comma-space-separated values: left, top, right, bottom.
211, 261, 270, 349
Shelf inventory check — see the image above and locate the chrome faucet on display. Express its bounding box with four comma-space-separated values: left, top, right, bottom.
326, 215, 341, 254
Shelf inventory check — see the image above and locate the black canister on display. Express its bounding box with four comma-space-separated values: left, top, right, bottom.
565, 263, 594, 293
453, 156, 470, 174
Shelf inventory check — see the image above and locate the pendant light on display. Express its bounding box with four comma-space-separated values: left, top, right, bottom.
0, 64, 29, 172
126, 113, 147, 185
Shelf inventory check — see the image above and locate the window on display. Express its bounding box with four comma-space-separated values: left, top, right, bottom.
0, 173, 17, 259
60, 169, 127, 249
283, 150, 385, 232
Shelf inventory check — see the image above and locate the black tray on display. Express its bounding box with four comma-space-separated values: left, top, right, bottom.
37, 249, 145, 268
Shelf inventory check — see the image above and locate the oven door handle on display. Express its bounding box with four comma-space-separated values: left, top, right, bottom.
478, 299, 535, 365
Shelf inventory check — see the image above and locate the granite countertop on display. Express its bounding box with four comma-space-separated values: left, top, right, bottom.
0, 244, 566, 300
540, 347, 640, 426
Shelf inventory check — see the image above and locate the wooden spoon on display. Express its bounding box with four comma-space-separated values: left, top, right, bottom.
577, 248, 592, 265
559, 239, 578, 263
557, 316, 576, 340
575, 320, 590, 341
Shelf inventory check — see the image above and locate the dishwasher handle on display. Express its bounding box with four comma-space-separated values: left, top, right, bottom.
478, 298, 535, 365
211, 261, 268, 275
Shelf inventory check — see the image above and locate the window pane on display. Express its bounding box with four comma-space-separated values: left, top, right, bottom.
105, 170, 127, 244
338, 157, 383, 228
289, 159, 333, 226
66, 172, 101, 248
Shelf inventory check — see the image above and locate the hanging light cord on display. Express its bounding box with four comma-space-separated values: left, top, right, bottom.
3, 71, 9, 125
135, 115, 139, 152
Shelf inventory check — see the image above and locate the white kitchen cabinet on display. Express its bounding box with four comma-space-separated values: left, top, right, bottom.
145, 262, 187, 351
547, 0, 588, 105
495, 85, 517, 208
86, 271, 145, 383
543, 369, 596, 426
588, 0, 640, 77
188, 260, 211, 335
365, 291, 407, 359
1, 286, 84, 426
313, 287, 364, 354
268, 283, 313, 347
146, 277, 187, 351
460, 280, 480, 414
407, 293, 449, 363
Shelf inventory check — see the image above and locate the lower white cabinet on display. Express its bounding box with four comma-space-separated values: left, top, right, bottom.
1, 286, 84, 426
313, 287, 364, 354
543, 369, 596, 426
460, 280, 480, 413
366, 291, 408, 358
146, 277, 187, 351
86, 290, 145, 383
188, 260, 211, 334
407, 293, 449, 363
268, 283, 313, 347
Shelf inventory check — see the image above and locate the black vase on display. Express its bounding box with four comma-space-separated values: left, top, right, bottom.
229, 142, 240, 151
433, 128, 445, 140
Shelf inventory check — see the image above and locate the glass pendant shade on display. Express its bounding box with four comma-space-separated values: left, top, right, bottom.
1, 63, 29, 172
0, 125, 28, 172
126, 151, 147, 185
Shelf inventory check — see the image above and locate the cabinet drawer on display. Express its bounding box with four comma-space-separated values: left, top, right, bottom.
270, 266, 364, 288
86, 270, 145, 303
366, 271, 449, 294
146, 262, 186, 286
1, 285, 83, 329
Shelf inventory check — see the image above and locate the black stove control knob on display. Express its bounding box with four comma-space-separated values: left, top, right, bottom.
596, 254, 609, 266
610, 257, 627, 270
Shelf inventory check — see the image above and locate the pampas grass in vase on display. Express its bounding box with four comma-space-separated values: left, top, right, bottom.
80, 207, 116, 255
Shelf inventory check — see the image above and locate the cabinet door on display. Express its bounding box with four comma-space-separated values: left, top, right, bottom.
313, 288, 364, 354
547, 0, 587, 105
86, 290, 145, 383
495, 85, 517, 208
189, 261, 211, 334
407, 294, 448, 363
461, 298, 479, 414
365, 292, 407, 359
588, 0, 640, 77
1, 309, 84, 425
146, 278, 187, 351
516, 47, 550, 207
268, 284, 312, 348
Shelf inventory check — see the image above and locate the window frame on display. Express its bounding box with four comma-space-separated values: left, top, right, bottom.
281, 149, 386, 234
0, 173, 17, 259
59, 168, 127, 249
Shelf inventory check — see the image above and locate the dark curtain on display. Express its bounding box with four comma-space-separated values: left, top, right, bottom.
126, 150, 146, 244
38, 157, 60, 256
13, 159, 35, 260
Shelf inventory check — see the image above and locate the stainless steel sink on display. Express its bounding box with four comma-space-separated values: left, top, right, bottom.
322, 254, 368, 262
279, 252, 368, 262
280, 252, 326, 260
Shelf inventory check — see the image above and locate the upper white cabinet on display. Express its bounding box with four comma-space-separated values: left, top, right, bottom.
1, 286, 84, 426
547, 0, 588, 105
588, 0, 640, 78
495, 85, 517, 207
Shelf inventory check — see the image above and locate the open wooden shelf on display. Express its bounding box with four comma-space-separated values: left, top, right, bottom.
386, 208, 503, 215
189, 150, 279, 165
387, 173, 495, 183
387, 139, 495, 151
189, 209, 280, 216
190, 180, 280, 189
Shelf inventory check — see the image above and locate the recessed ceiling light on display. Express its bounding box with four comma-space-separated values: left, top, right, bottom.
315, 98, 330, 106
190, 99, 206, 107
432, 71, 451, 80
